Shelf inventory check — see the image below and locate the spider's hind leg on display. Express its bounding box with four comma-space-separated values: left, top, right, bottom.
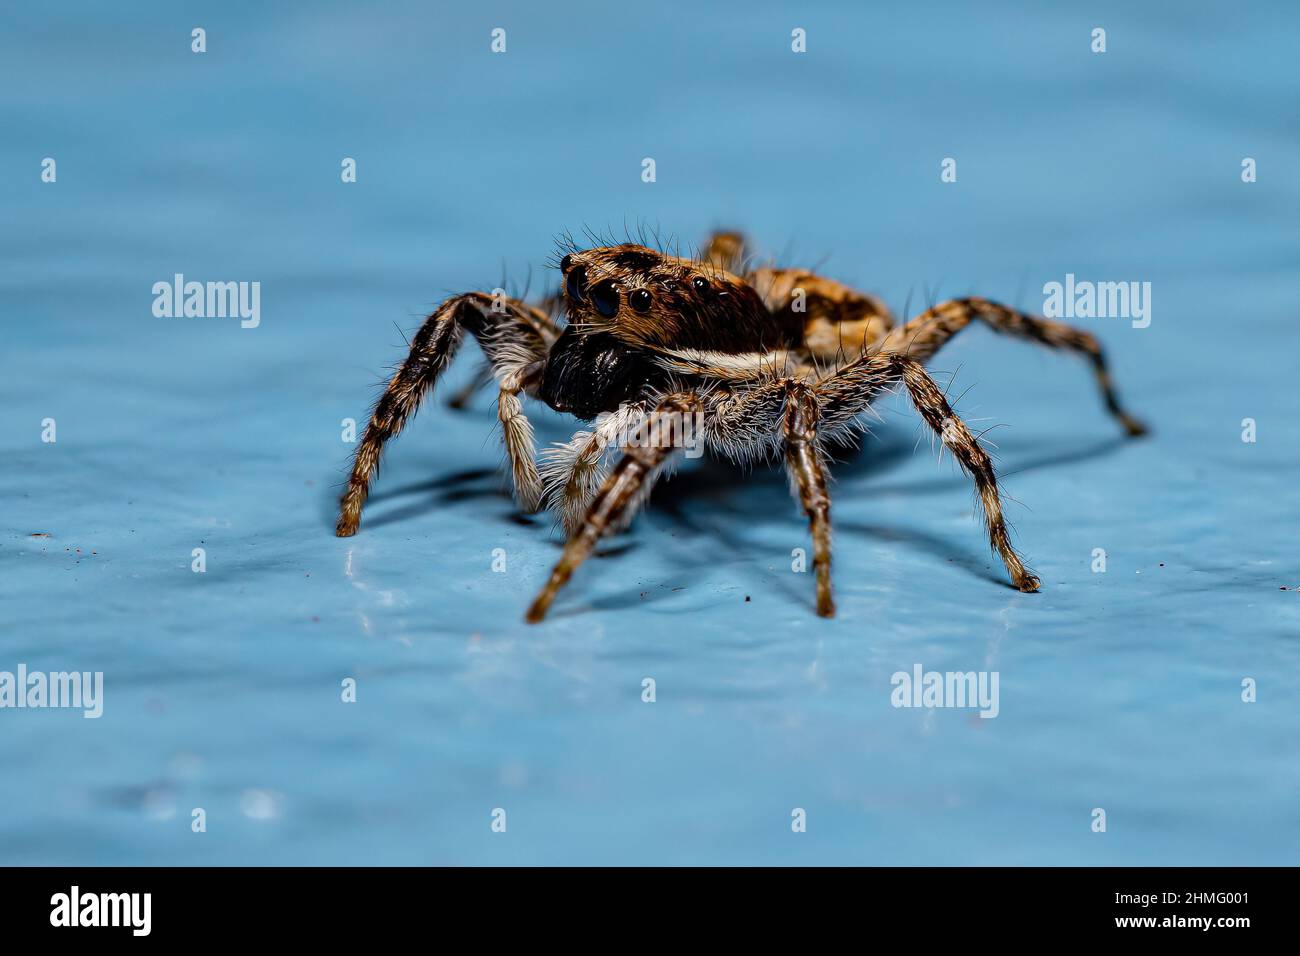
815, 353, 1040, 594
701, 230, 748, 273
881, 297, 1147, 436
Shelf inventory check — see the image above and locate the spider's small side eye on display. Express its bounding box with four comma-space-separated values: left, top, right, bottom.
560, 254, 573, 272
692, 276, 712, 296
628, 289, 652, 313
590, 279, 621, 318
566, 266, 587, 302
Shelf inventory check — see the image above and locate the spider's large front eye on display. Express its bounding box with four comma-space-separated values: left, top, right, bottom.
566, 266, 587, 302
590, 279, 620, 318
628, 289, 652, 313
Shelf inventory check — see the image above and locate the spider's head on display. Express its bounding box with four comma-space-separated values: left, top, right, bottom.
556, 243, 770, 352
539, 243, 767, 419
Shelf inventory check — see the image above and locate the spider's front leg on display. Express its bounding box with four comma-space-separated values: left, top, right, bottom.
525, 393, 703, 623
817, 352, 1041, 593
336, 292, 557, 537
699, 377, 838, 616
783, 383, 836, 616
534, 373, 841, 620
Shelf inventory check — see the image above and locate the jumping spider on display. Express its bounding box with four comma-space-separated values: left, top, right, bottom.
337, 231, 1146, 622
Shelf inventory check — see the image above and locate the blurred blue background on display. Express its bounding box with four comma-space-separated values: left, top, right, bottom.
2, 0, 1298, 865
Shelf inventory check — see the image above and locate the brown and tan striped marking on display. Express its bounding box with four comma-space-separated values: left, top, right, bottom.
750, 268, 894, 363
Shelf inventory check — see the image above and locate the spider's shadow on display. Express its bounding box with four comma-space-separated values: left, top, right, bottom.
322, 404, 1133, 598
320, 405, 573, 533
341, 467, 531, 532
641, 430, 1132, 596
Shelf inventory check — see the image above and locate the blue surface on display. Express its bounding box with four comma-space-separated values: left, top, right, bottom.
3, 1, 1298, 865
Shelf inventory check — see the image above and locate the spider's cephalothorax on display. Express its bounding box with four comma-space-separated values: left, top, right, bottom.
538, 245, 798, 418
336, 231, 1148, 623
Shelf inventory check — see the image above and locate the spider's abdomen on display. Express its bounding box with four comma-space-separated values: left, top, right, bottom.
750, 268, 893, 360
538, 326, 662, 420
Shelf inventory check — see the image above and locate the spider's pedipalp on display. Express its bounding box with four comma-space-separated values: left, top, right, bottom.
497, 362, 547, 513
526, 392, 704, 623
539, 400, 651, 537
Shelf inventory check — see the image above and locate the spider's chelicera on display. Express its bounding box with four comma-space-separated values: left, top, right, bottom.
336, 231, 1147, 622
